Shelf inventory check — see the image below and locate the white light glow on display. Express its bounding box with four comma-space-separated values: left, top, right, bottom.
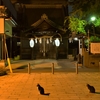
74, 37, 78, 41
29, 39, 34, 48
55, 38, 60, 47
91, 16, 96, 21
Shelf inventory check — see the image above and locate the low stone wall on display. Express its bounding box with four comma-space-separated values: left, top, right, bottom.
83, 50, 100, 68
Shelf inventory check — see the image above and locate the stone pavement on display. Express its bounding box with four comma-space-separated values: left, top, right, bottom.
0, 72, 100, 100
0, 59, 100, 100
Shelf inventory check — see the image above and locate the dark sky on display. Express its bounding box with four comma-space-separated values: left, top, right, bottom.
2, 0, 17, 19
68, 5, 72, 14
68, 0, 72, 14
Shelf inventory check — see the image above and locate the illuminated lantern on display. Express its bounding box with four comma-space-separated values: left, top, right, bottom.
29, 39, 34, 48
55, 38, 60, 47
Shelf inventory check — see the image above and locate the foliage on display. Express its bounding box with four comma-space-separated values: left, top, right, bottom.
66, 0, 100, 43
67, 0, 100, 32
90, 17, 100, 27
90, 36, 100, 42
0, 67, 7, 76
69, 0, 100, 19
84, 36, 100, 47
64, 16, 87, 34
84, 39, 89, 47
14, 55, 20, 60
65, 0, 100, 50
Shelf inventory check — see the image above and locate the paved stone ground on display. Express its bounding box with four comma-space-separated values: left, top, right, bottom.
0, 59, 100, 100
0, 72, 100, 100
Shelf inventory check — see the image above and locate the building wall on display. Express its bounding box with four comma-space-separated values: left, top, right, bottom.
11, 0, 68, 26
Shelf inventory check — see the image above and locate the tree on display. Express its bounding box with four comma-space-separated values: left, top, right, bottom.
66, 0, 100, 39
64, 0, 100, 50
64, 16, 87, 34
69, 0, 100, 19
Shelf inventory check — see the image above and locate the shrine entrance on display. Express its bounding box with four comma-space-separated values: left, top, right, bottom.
20, 14, 67, 60
31, 37, 57, 59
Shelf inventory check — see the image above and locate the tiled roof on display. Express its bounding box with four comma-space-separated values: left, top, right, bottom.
31, 14, 66, 33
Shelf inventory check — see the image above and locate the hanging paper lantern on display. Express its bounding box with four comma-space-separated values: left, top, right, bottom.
35, 38, 37, 43
46, 38, 49, 44
55, 38, 60, 47
50, 37, 52, 43
39, 38, 42, 44
29, 39, 34, 48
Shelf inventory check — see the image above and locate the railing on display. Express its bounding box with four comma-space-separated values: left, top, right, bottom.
28, 63, 55, 74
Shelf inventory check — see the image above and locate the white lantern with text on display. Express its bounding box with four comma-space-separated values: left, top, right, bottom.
29, 39, 34, 48
55, 38, 60, 47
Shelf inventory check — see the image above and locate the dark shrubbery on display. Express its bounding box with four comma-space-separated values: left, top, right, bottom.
0, 67, 7, 76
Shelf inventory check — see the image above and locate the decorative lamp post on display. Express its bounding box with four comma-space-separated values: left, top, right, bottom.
91, 16, 96, 21
87, 16, 96, 52
90, 16, 96, 35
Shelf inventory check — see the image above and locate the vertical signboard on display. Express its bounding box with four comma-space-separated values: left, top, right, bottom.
0, 18, 4, 34
79, 39, 82, 55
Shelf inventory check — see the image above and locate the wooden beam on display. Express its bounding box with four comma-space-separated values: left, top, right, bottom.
25, 4, 63, 8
